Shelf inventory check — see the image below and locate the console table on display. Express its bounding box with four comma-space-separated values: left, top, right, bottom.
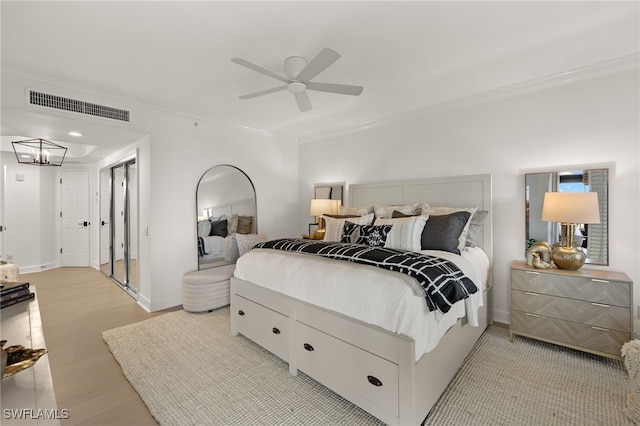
1, 287, 61, 425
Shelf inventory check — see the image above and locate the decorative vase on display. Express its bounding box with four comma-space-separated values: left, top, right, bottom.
551, 245, 586, 270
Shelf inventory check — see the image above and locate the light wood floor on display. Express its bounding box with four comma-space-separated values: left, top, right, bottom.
22, 267, 179, 425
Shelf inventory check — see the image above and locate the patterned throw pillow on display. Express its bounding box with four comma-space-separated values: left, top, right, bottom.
323, 213, 374, 242
236, 233, 267, 257
341, 222, 393, 247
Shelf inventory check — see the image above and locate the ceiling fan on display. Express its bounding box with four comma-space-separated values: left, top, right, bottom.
232, 47, 363, 112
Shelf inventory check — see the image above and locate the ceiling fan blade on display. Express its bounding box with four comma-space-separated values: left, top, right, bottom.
306, 82, 364, 96
231, 58, 290, 83
294, 91, 312, 112
295, 47, 341, 82
239, 85, 287, 99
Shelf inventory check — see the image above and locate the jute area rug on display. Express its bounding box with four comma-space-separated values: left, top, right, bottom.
103, 307, 629, 426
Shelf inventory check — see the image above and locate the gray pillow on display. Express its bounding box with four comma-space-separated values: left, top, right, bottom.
209, 219, 228, 237
420, 211, 471, 254
465, 210, 489, 248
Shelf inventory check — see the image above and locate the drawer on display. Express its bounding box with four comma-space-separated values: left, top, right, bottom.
511, 310, 630, 357
294, 321, 399, 419
511, 269, 630, 307
511, 290, 631, 332
233, 295, 290, 362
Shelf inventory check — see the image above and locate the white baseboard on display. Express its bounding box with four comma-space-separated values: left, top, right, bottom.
18, 262, 59, 274
493, 308, 510, 325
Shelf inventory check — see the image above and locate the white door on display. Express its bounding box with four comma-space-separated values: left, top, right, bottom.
61, 170, 90, 266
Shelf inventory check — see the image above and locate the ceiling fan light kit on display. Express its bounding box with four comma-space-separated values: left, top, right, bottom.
232, 47, 363, 112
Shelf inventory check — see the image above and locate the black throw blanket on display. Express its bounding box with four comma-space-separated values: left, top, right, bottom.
253, 238, 478, 313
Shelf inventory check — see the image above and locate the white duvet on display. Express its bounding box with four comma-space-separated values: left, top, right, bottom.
234, 246, 489, 360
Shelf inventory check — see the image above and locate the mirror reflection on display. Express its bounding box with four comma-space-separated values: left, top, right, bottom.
99, 158, 138, 294
314, 183, 343, 205
197, 165, 256, 270
525, 168, 608, 265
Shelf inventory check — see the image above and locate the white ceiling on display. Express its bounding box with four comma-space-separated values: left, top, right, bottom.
1, 1, 638, 163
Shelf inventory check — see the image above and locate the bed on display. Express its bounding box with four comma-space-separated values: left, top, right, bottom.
230, 174, 493, 425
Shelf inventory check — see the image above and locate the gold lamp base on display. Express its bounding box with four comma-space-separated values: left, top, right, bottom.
550, 222, 587, 270
551, 245, 586, 270
313, 229, 325, 240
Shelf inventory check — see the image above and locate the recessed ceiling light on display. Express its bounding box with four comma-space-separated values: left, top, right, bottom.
68, 131, 83, 137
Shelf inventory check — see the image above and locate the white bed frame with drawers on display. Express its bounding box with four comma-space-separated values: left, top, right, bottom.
230, 174, 493, 425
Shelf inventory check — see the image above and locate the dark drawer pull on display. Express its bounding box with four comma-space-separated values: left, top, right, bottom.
272, 327, 280, 335
238, 310, 245, 316
367, 375, 383, 387
303, 343, 314, 352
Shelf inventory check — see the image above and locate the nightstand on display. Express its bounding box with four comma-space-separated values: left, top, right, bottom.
510, 260, 633, 361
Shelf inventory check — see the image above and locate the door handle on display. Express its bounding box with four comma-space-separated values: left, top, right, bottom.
102, 221, 109, 226
77, 221, 90, 226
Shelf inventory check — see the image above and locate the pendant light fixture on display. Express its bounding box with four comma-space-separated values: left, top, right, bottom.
12, 138, 67, 166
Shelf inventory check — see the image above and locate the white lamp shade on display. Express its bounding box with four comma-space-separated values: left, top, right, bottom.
310, 199, 340, 216
541, 192, 600, 224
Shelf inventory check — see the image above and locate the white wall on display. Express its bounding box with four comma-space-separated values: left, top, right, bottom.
1, 157, 58, 272
298, 67, 639, 328
95, 110, 299, 312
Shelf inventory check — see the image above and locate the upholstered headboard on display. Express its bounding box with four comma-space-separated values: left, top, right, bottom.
349, 174, 493, 265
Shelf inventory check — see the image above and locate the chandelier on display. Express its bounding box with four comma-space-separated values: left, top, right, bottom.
12, 138, 67, 166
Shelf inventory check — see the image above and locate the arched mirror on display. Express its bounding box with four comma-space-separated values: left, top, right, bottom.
196, 165, 256, 270
525, 168, 608, 265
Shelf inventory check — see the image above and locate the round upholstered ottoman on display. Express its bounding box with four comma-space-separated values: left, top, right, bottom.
182, 264, 236, 312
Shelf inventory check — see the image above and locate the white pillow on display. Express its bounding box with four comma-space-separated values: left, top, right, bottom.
340, 205, 374, 216
430, 207, 478, 250
224, 234, 239, 263
374, 215, 428, 252
374, 203, 420, 219
197, 220, 211, 237
236, 233, 267, 257
221, 214, 239, 234
323, 213, 374, 242
418, 201, 434, 215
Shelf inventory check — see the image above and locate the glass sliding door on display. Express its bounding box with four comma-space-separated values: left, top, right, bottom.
99, 158, 137, 296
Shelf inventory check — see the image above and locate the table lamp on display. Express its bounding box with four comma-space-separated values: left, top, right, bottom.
541, 192, 600, 270
310, 199, 340, 239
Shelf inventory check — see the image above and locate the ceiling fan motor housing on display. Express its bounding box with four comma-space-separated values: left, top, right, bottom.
284, 56, 308, 79
287, 82, 306, 93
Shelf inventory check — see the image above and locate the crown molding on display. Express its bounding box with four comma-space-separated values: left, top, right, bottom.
1, 66, 279, 139
298, 54, 640, 144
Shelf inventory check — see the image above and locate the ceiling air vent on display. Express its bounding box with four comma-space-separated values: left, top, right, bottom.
28, 90, 130, 122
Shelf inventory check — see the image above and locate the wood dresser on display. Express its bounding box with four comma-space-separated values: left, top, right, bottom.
510, 260, 633, 361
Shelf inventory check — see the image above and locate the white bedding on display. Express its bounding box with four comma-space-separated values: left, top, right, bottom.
234, 245, 489, 360
200, 235, 228, 258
